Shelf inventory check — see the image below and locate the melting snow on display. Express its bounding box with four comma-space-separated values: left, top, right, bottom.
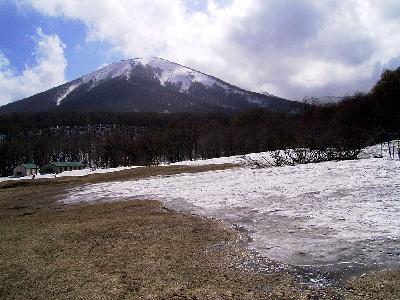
62, 145, 400, 268
0, 166, 140, 182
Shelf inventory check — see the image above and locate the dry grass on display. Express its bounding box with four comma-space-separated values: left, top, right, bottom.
0, 199, 317, 300
345, 270, 400, 300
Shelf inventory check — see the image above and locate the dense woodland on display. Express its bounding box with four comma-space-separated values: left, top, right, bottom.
0, 67, 399, 176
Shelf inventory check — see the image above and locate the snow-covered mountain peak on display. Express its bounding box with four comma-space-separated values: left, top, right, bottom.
37, 57, 292, 111
80, 57, 233, 92
81, 59, 136, 85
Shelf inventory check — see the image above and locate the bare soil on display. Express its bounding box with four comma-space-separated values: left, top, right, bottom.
344, 270, 400, 300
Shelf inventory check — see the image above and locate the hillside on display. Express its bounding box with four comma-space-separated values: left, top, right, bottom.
0, 58, 297, 114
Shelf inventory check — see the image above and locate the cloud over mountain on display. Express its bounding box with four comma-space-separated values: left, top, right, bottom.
16, 0, 400, 100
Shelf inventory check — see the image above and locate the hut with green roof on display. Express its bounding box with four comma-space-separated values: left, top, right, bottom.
40, 162, 86, 174
13, 164, 39, 177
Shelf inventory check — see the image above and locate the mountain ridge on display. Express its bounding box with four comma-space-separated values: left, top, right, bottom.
0, 57, 297, 114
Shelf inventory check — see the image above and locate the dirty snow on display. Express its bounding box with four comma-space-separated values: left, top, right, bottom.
63, 144, 400, 269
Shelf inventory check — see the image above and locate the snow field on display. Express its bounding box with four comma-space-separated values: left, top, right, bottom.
63, 145, 400, 268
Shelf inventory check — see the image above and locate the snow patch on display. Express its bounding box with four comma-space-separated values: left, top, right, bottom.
81, 60, 135, 90
144, 58, 230, 92
55, 83, 79, 105
0, 166, 140, 182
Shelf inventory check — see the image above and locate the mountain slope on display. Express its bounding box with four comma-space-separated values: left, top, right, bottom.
0, 57, 296, 114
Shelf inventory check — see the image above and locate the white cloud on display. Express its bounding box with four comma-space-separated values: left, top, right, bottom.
0, 28, 67, 105
19, 0, 400, 100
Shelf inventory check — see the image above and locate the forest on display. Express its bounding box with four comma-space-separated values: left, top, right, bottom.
0, 67, 399, 176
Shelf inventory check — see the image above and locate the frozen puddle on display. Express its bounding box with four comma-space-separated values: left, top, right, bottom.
63, 157, 400, 270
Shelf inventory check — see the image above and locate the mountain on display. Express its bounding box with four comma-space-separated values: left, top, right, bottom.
0, 57, 297, 114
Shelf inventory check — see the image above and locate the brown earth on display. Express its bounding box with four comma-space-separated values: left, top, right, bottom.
345, 270, 400, 300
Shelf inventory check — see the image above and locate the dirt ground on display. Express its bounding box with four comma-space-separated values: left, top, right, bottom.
344, 270, 400, 300
0, 164, 399, 299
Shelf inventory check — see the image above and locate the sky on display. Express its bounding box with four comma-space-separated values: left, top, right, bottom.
0, 0, 399, 106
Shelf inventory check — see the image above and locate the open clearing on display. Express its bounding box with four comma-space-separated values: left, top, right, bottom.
1, 160, 400, 299
0, 164, 337, 299
65, 156, 400, 270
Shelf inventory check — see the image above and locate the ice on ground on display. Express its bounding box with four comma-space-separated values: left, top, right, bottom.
0, 166, 140, 182
63, 153, 400, 268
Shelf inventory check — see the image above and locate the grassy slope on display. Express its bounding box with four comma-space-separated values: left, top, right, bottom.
0, 164, 398, 299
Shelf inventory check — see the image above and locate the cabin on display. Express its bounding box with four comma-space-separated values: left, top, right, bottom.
13, 164, 39, 177
40, 162, 86, 174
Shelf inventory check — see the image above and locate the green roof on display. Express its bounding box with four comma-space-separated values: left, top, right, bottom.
19, 163, 39, 169
49, 162, 85, 167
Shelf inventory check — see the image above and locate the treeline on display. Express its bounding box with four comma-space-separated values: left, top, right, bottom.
0, 111, 184, 133
0, 67, 399, 176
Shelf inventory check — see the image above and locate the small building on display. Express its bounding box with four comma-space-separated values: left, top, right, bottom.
13, 164, 39, 177
40, 162, 86, 174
